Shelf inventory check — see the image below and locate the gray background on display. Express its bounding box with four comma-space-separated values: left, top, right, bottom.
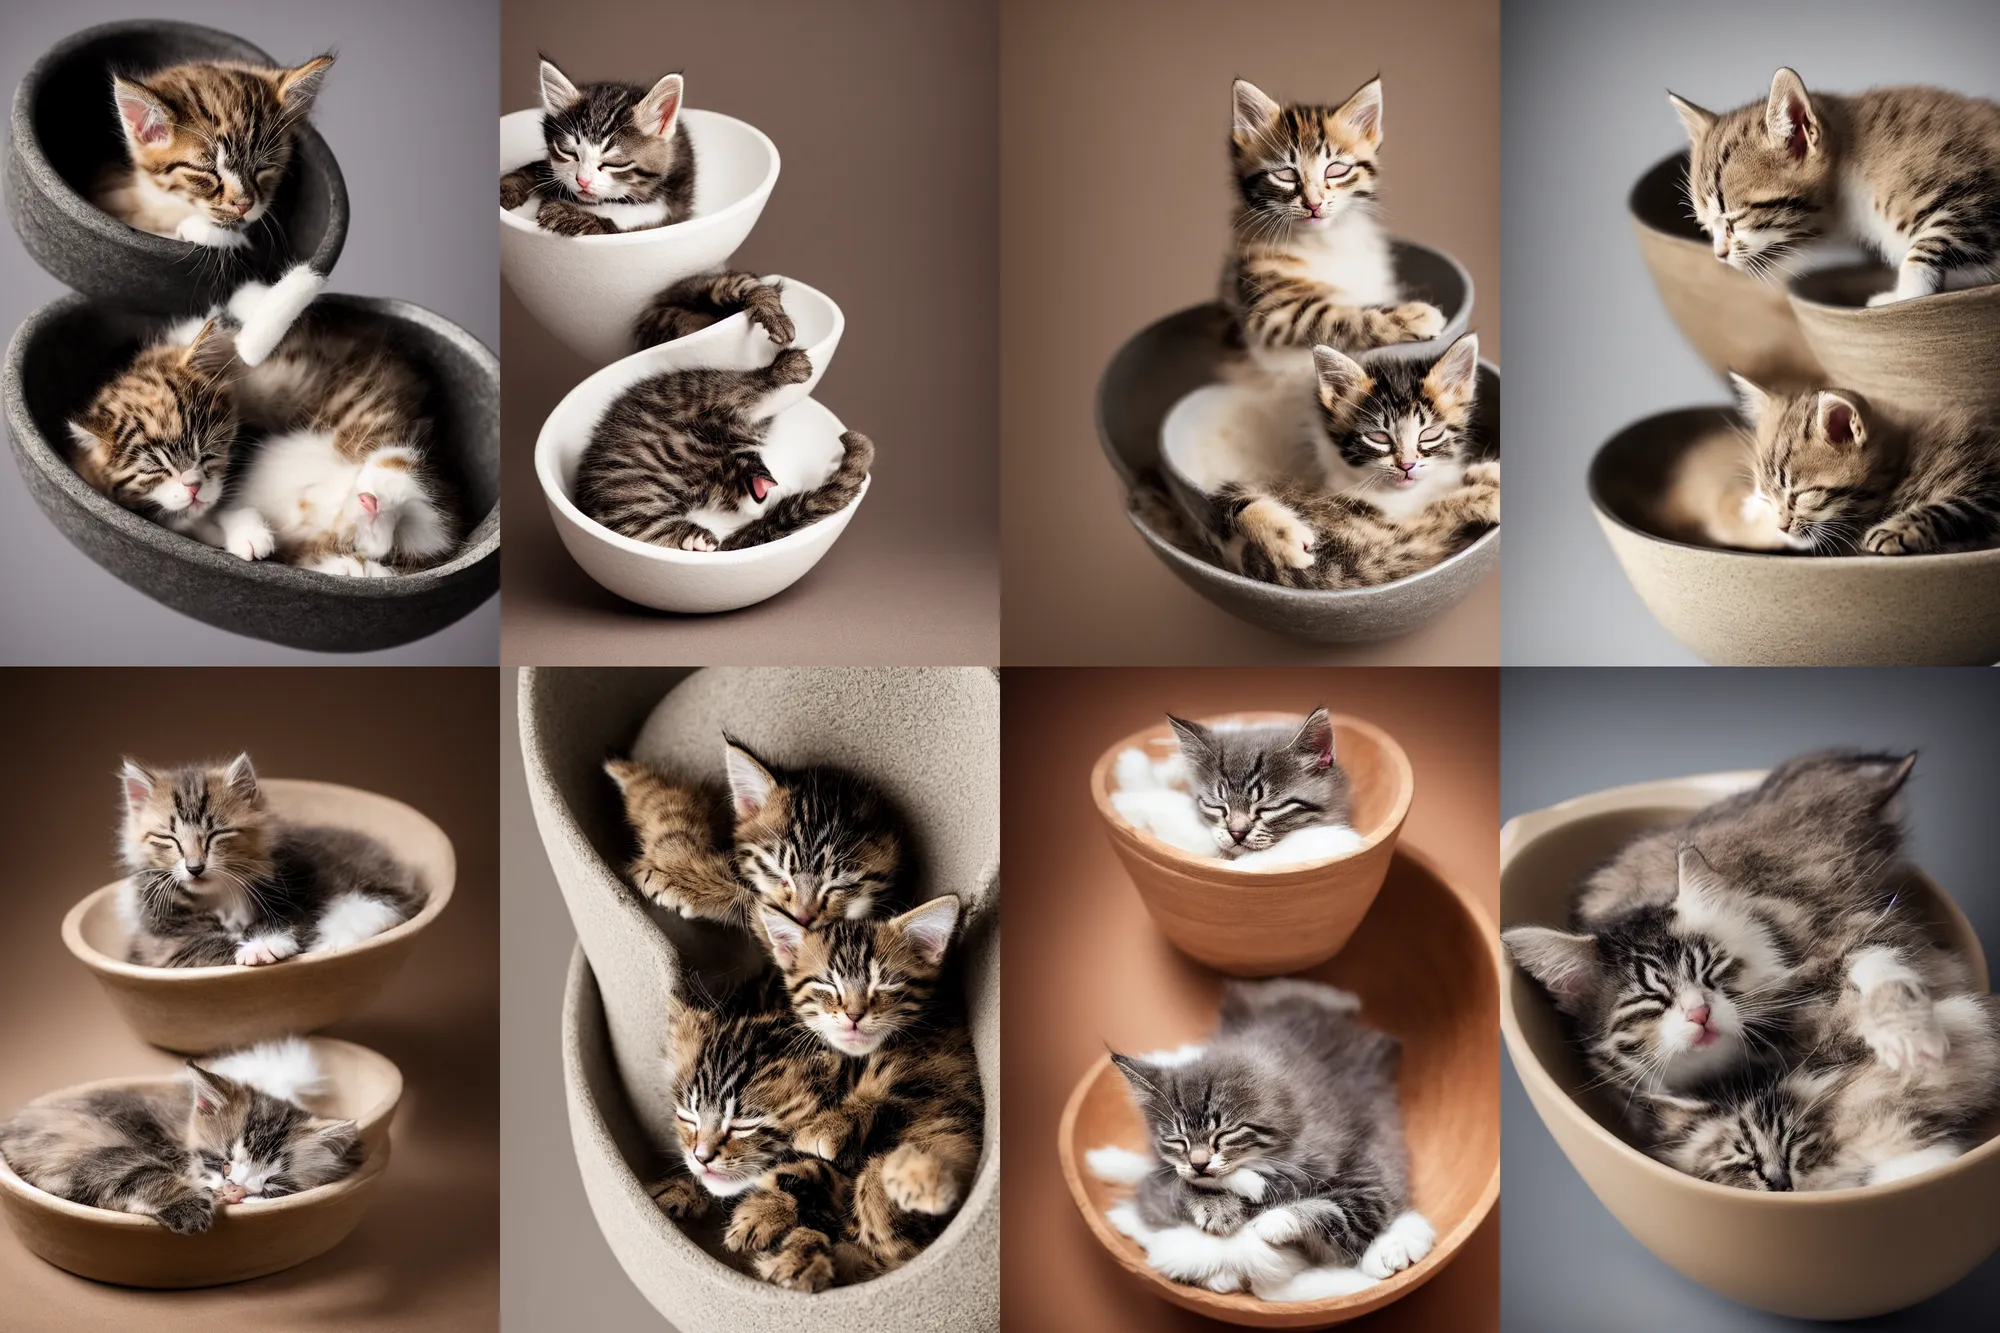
0, 0, 499, 664
1500, 667, 2000, 1331
1499, 0, 2000, 664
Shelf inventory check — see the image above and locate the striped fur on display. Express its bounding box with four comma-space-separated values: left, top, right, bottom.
1165, 710, 1348, 857
501, 57, 694, 235
725, 737, 905, 928
634, 272, 795, 351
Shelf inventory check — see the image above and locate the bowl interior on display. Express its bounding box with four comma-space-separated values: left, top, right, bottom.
1628, 150, 1703, 244
1588, 404, 1743, 547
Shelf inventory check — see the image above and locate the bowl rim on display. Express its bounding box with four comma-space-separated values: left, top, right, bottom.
1499, 767, 2000, 1208
1087, 710, 1415, 879
59, 777, 456, 982
10, 18, 348, 274
497, 106, 780, 246
1055, 839, 1501, 1321
1786, 261, 2000, 317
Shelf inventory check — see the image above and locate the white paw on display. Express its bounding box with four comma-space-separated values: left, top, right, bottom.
312, 554, 368, 578
1866, 1009, 1949, 1072
1205, 1271, 1243, 1294
1085, 1147, 1155, 1187
1865, 290, 1905, 307
175, 216, 249, 250
233, 933, 300, 967
225, 522, 274, 561
1251, 1207, 1303, 1246
1359, 1211, 1435, 1279
679, 529, 718, 552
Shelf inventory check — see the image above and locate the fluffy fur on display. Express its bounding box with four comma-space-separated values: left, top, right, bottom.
1163, 709, 1352, 857
500, 58, 695, 235
634, 272, 795, 351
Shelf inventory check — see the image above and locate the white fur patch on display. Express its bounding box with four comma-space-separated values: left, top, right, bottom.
1867, 1145, 1961, 1186
232, 265, 325, 366
1134, 1044, 1207, 1068
1085, 1146, 1155, 1186
1231, 977, 1363, 1014
1849, 946, 1922, 996
207, 1037, 326, 1104
311, 893, 407, 953
234, 931, 300, 967
1216, 1166, 1268, 1202
1359, 1210, 1435, 1279
1231, 823, 1365, 867
1107, 1201, 1383, 1302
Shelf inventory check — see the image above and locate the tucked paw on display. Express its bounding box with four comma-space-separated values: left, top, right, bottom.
156, 1194, 215, 1235
1360, 1213, 1436, 1279
1240, 498, 1315, 569
1463, 460, 1501, 489
1251, 1207, 1304, 1245
500, 175, 533, 210
537, 200, 608, 236
233, 933, 300, 967
1189, 1192, 1246, 1235
648, 1176, 709, 1219
1866, 290, 1904, 308
792, 1113, 849, 1162
1863, 521, 1921, 555
680, 529, 717, 553
725, 1193, 797, 1254
175, 216, 249, 250
768, 346, 814, 386
1865, 1006, 1949, 1072
756, 1230, 836, 1293
1391, 301, 1447, 341
880, 1144, 963, 1216
226, 522, 275, 561
313, 554, 369, 577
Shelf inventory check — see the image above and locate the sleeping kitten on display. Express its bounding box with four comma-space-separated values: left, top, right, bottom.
1164, 709, 1350, 858
93, 54, 334, 248
1671, 69, 2000, 303
572, 348, 874, 552
118, 754, 425, 968
500, 58, 695, 236
1224, 76, 1443, 368
634, 272, 795, 350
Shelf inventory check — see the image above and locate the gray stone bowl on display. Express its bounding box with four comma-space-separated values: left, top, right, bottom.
6, 19, 348, 315
1099, 302, 1500, 645
518, 667, 1000, 1333
5, 294, 499, 652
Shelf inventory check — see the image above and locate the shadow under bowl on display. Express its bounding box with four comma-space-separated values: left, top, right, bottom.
1589, 405, 2000, 664
1500, 769, 1998, 1319
1089, 711, 1413, 976
1789, 264, 2000, 416
62, 778, 456, 1053
499, 107, 780, 366
0, 1036, 400, 1287
4, 293, 499, 652
6, 19, 348, 316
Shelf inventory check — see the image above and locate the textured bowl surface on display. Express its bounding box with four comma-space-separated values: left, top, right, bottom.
1789, 264, 2000, 417
0, 1037, 400, 1288
1089, 711, 1413, 975
1590, 405, 2000, 665
6, 19, 348, 315
499, 107, 780, 366
62, 778, 456, 1053
1058, 843, 1499, 1327
5, 293, 499, 651
1501, 770, 1998, 1319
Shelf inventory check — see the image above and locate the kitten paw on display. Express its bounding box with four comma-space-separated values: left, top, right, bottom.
233, 932, 301, 967
679, 529, 718, 553
174, 216, 249, 250
1463, 460, 1501, 489
1863, 521, 1922, 555
1865, 1006, 1949, 1072
1360, 1211, 1436, 1279
1865, 290, 1905, 308
755, 1229, 836, 1293
156, 1194, 215, 1235
1391, 302, 1447, 341
880, 1144, 963, 1216
224, 517, 275, 562
1250, 1206, 1303, 1245
312, 554, 370, 578
768, 346, 814, 386
792, 1113, 849, 1161
1239, 498, 1315, 569
1189, 1193, 1246, 1235
725, 1192, 798, 1254
537, 200, 610, 236
499, 175, 533, 211
648, 1175, 710, 1219
743, 285, 797, 346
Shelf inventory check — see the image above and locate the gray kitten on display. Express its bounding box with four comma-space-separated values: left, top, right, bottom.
1166, 707, 1350, 857
1111, 978, 1408, 1266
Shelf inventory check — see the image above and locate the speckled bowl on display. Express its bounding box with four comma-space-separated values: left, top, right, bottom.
1589, 405, 2000, 665
6, 19, 348, 316
4, 293, 499, 652
1789, 264, 2000, 417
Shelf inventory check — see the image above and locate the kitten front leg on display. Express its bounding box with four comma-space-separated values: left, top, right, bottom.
754, 346, 815, 393
1186, 1188, 1248, 1236
1241, 275, 1443, 351
234, 930, 302, 967
724, 1186, 799, 1254
634, 272, 795, 350
1863, 495, 1994, 555
152, 1189, 218, 1236
878, 1131, 978, 1217
1867, 259, 1943, 307
1848, 946, 1948, 1071
647, 1174, 711, 1219
173, 215, 250, 250
215, 506, 276, 561
791, 1109, 856, 1162
752, 1227, 837, 1292
499, 168, 538, 211
536, 199, 615, 236
1214, 486, 1316, 571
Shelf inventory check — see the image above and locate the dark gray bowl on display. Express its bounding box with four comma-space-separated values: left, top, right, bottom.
4, 294, 498, 652
6, 20, 348, 315
1097, 299, 1500, 645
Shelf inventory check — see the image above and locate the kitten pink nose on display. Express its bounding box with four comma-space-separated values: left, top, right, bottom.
792, 905, 817, 927
232, 198, 250, 214
185, 482, 201, 498
358, 492, 378, 516
1687, 1004, 1711, 1028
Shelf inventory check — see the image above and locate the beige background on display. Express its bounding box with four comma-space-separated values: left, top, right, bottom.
498, 0, 1000, 666
998, 0, 1502, 665
0, 669, 499, 1331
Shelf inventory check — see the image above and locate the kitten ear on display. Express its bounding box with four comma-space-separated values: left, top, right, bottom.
310, 1116, 360, 1156
1674, 845, 1731, 921
112, 77, 173, 148
1332, 75, 1384, 149
1165, 713, 1215, 764
1765, 67, 1819, 161
602, 757, 650, 794
1231, 78, 1282, 141
185, 1061, 232, 1116
538, 57, 583, 115
1666, 91, 1717, 143
1727, 372, 1770, 426
635, 72, 685, 140
1311, 344, 1370, 406
224, 752, 260, 799
1291, 708, 1336, 773
179, 317, 232, 374
722, 736, 778, 820
1109, 1052, 1165, 1104
120, 758, 155, 808
1814, 391, 1865, 449
1501, 926, 1601, 1016
892, 895, 961, 969
758, 907, 806, 970
1642, 1089, 1712, 1137
1423, 333, 1480, 417
275, 54, 335, 114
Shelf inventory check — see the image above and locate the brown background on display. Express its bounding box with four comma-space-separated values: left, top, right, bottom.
0, 669, 499, 1332
499, 0, 1000, 666
1001, 668, 1500, 1331
998, 0, 1502, 665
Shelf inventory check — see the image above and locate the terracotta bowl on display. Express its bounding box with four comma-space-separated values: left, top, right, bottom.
0, 1037, 400, 1288
1789, 264, 2000, 417
61, 778, 456, 1053
1628, 150, 1823, 389
1057, 845, 1500, 1327
1089, 712, 1414, 976
1589, 406, 2000, 665
1501, 769, 2000, 1319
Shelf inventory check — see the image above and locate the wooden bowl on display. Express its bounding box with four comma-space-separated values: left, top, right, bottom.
0, 1037, 400, 1288
61, 778, 456, 1053
1501, 770, 2000, 1319
1089, 712, 1413, 976
1789, 265, 2000, 417
1057, 845, 1499, 1326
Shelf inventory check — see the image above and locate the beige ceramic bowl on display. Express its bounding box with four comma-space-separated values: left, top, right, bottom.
0, 1037, 401, 1288
1501, 769, 2000, 1319
1089, 713, 1414, 977
1058, 844, 1500, 1327
1789, 264, 2000, 417
62, 779, 456, 1053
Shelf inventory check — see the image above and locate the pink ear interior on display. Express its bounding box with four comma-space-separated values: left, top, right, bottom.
1785, 96, 1810, 159
117, 92, 169, 145
1826, 402, 1855, 444
654, 87, 681, 136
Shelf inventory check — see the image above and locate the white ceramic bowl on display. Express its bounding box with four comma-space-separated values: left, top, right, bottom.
533, 278, 867, 613
498, 106, 781, 365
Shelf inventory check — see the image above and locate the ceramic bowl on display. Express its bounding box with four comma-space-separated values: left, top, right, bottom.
518, 666, 999, 1333
1589, 405, 2000, 664
4, 293, 500, 651
498, 107, 780, 366
1088, 711, 1413, 975
1628, 150, 1822, 389
534, 278, 866, 614
0, 1037, 400, 1287
6, 19, 348, 316
62, 778, 456, 1053
1058, 843, 1500, 1327
1501, 769, 1999, 1319
1789, 264, 2000, 417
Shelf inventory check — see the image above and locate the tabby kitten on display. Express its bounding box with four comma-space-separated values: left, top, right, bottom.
500, 58, 695, 236
1224, 76, 1443, 367
1671, 68, 2000, 303
118, 754, 424, 968
572, 348, 874, 552
634, 272, 795, 350
1164, 708, 1349, 857
94, 55, 334, 248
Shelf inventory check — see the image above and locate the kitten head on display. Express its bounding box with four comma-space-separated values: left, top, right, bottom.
1111, 1049, 1297, 1184
1669, 68, 1833, 279
1730, 376, 1894, 552
181, 1062, 357, 1202
1166, 708, 1349, 855
724, 737, 902, 927
664, 1002, 797, 1196
1313, 333, 1480, 492
1230, 75, 1383, 230
112, 56, 334, 232
119, 753, 274, 891
757, 896, 959, 1056
1645, 1068, 1840, 1192
535, 57, 687, 204
69, 320, 239, 530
